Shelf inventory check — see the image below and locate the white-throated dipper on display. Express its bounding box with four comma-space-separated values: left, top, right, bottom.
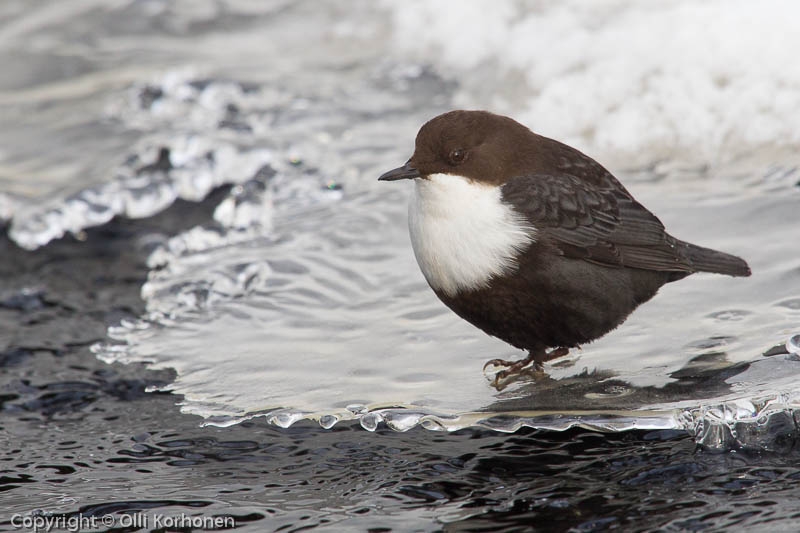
379, 110, 751, 383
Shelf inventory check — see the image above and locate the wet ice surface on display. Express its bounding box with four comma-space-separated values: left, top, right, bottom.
3, 0, 800, 530
93, 151, 800, 447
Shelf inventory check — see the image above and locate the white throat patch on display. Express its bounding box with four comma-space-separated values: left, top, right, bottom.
408, 173, 536, 297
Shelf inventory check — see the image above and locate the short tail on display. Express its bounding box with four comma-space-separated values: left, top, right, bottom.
683, 242, 751, 277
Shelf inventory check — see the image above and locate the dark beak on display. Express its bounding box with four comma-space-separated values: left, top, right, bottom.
378, 162, 421, 181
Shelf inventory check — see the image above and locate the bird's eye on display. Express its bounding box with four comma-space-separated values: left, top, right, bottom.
448, 148, 466, 165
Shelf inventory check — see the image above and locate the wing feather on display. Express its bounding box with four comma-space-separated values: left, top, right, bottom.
501, 174, 694, 272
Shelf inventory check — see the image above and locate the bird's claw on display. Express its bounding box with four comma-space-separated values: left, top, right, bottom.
483, 356, 545, 390
483, 347, 570, 390
482, 357, 521, 372
489, 363, 545, 391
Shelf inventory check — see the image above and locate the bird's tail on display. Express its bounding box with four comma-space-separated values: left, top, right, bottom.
683, 241, 751, 277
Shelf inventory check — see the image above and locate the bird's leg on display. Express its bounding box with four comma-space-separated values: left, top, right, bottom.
533, 346, 570, 367
484, 347, 571, 387
483, 351, 538, 375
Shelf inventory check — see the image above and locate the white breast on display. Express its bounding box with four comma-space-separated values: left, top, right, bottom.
408, 173, 536, 297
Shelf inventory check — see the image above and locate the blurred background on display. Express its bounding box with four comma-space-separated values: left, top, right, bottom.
2, 1, 800, 530
3, 0, 800, 242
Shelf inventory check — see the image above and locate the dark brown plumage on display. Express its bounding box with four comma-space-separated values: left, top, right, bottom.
379, 110, 750, 381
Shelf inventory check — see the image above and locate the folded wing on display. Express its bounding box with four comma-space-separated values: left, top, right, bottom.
501, 174, 749, 276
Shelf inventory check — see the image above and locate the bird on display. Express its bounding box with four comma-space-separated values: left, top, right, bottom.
378, 110, 751, 385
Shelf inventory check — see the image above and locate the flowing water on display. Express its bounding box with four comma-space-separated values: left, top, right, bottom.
2, 1, 800, 530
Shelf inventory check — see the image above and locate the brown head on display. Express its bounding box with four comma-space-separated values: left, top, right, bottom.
379, 110, 560, 186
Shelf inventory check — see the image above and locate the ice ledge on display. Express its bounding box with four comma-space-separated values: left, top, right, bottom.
194, 393, 798, 452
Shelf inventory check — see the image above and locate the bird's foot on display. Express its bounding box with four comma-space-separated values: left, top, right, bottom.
484, 347, 570, 390
483, 355, 533, 373
490, 364, 546, 391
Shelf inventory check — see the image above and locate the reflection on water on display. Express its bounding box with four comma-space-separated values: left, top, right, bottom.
486, 352, 751, 412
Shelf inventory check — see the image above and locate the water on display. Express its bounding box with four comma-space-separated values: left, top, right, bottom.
3, 0, 800, 530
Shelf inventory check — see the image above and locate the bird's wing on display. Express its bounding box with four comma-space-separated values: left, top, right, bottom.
501, 174, 694, 272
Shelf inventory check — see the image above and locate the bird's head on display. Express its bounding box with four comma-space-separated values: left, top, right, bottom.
379, 110, 537, 186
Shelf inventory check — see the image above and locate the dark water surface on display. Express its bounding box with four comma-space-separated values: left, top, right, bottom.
2, 198, 800, 532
